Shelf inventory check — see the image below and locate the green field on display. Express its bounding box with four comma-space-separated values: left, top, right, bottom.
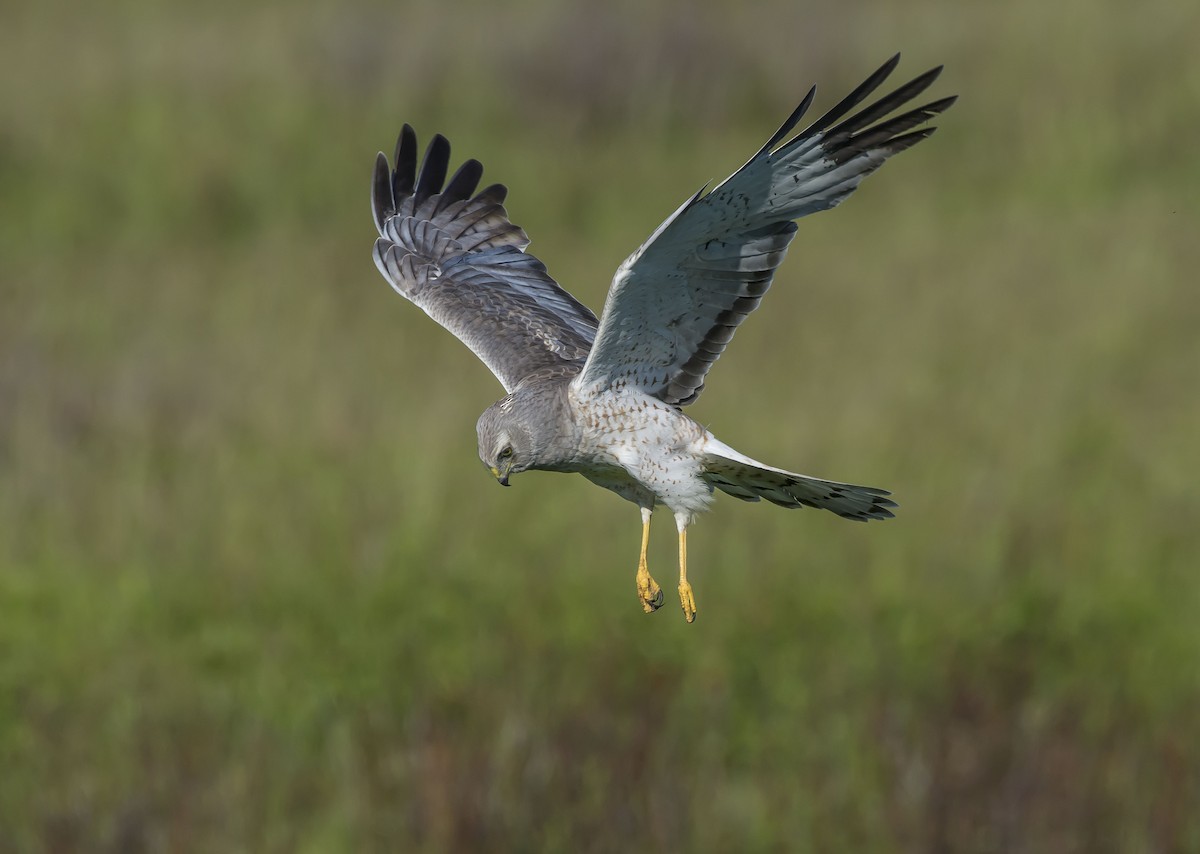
3, 0, 1199, 850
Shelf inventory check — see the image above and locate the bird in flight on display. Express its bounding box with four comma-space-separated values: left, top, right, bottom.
370, 55, 954, 622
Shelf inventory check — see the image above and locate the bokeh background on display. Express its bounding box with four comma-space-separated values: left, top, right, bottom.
3, 0, 1199, 850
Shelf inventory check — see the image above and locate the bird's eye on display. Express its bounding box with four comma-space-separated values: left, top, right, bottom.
499, 446, 514, 460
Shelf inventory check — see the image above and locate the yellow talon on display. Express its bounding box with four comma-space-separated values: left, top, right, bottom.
678, 581, 697, 623
635, 513, 664, 613
678, 527, 696, 623
637, 564, 664, 612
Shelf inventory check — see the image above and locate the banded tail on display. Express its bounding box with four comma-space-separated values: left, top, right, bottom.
701, 438, 897, 522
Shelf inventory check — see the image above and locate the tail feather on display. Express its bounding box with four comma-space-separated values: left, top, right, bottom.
701, 440, 896, 522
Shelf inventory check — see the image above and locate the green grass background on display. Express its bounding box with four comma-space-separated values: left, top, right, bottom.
3, 0, 1199, 850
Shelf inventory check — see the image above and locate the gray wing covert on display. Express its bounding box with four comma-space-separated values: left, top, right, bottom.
371, 126, 599, 392
575, 55, 955, 406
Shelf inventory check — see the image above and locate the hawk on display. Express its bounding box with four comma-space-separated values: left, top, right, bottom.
370, 55, 954, 622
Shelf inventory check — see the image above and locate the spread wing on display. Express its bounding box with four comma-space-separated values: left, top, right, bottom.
574, 55, 955, 406
371, 126, 599, 392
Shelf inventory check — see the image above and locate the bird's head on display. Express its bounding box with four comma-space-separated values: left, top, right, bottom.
476, 396, 536, 487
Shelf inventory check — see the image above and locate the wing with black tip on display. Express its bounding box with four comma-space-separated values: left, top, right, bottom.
371, 126, 599, 392
575, 55, 955, 407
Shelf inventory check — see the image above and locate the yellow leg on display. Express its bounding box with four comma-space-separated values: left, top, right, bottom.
635, 509, 664, 613
678, 527, 697, 623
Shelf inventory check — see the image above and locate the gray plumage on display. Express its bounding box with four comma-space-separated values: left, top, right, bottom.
371, 126, 598, 392
370, 55, 954, 619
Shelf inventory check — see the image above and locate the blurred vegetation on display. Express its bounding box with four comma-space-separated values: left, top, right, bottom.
2, 0, 1199, 851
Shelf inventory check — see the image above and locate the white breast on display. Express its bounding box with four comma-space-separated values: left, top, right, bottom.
569, 386, 716, 522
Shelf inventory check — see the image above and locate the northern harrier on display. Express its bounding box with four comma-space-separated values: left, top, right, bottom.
370, 55, 954, 622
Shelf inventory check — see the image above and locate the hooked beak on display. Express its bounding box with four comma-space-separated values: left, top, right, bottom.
489, 464, 511, 487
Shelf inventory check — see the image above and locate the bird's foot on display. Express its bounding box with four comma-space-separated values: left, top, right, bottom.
678, 580, 697, 623
636, 563, 664, 613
